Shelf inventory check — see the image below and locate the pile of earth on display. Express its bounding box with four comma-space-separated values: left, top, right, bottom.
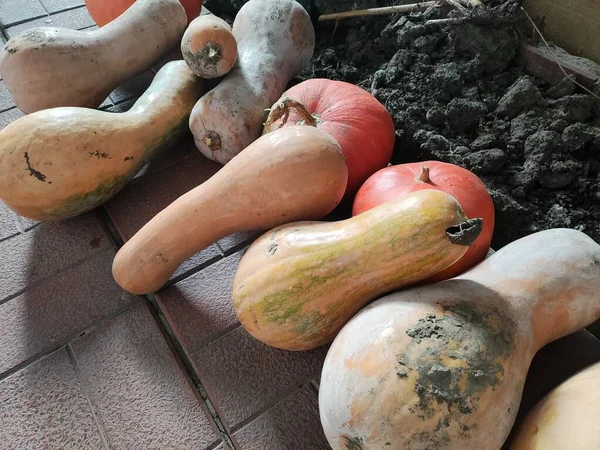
207, 0, 600, 250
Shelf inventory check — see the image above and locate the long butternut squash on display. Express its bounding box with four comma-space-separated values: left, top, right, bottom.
112, 125, 348, 295
318, 228, 600, 450
232, 189, 483, 351
0, 61, 205, 221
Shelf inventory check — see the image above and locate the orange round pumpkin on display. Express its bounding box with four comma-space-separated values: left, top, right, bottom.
263, 78, 396, 203
352, 161, 495, 282
85, 0, 203, 26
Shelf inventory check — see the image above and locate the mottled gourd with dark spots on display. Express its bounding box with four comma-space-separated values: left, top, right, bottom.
319, 228, 600, 450
231, 189, 483, 351
181, 9, 238, 79
0, 61, 206, 221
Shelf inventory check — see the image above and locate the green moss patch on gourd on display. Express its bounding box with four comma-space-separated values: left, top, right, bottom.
237, 205, 470, 347
48, 173, 131, 219
183, 42, 223, 72
342, 435, 364, 450
397, 299, 515, 445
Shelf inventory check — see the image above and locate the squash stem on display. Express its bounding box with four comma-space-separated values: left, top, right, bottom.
202, 130, 222, 152
418, 166, 431, 183
445, 218, 483, 246
263, 97, 318, 134
201, 42, 223, 64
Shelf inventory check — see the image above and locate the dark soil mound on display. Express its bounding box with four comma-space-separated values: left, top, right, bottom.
208, 0, 600, 250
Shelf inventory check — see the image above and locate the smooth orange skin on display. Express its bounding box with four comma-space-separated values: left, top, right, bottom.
112, 125, 348, 295
263, 79, 396, 203
85, 0, 203, 25
181, 14, 238, 79
353, 161, 495, 282
510, 361, 600, 450
319, 228, 600, 450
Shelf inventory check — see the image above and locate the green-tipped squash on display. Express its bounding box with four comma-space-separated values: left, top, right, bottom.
232, 189, 483, 351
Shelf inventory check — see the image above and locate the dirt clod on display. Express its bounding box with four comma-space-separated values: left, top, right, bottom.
496, 76, 542, 119
292, 0, 600, 249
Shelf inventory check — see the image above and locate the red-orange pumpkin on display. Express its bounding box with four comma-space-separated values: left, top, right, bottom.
263, 78, 396, 203
85, 0, 203, 26
352, 161, 495, 282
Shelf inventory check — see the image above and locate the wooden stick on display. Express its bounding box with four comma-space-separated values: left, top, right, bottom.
445, 0, 467, 13
425, 17, 467, 25
318, 1, 446, 22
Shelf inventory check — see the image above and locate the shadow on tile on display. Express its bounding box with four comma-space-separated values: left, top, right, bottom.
191, 326, 328, 432
232, 385, 329, 450
156, 251, 245, 355
0, 211, 139, 375
0, 348, 107, 449
71, 302, 222, 449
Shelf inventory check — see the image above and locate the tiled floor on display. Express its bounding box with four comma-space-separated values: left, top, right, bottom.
0, 3, 325, 449
1, 3, 599, 450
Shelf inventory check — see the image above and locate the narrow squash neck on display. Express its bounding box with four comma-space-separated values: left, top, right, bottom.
113, 179, 238, 294
123, 62, 204, 160
459, 229, 600, 355
126, 62, 203, 118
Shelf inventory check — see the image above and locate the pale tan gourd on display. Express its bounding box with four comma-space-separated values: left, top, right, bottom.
0, 61, 205, 221
189, 0, 315, 164
0, 0, 187, 113
510, 360, 600, 450
319, 228, 600, 450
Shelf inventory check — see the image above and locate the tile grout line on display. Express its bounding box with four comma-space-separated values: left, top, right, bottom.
38, 0, 51, 15
50, 5, 89, 16
0, 297, 144, 382
2, 4, 88, 30
96, 208, 125, 247
0, 230, 20, 245
162, 252, 224, 289
215, 241, 226, 256
0, 247, 119, 308
229, 376, 319, 435
97, 209, 238, 450
2, 13, 48, 29
0, 20, 8, 41
189, 323, 242, 355
145, 294, 238, 450
0, 105, 18, 114
66, 344, 114, 450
